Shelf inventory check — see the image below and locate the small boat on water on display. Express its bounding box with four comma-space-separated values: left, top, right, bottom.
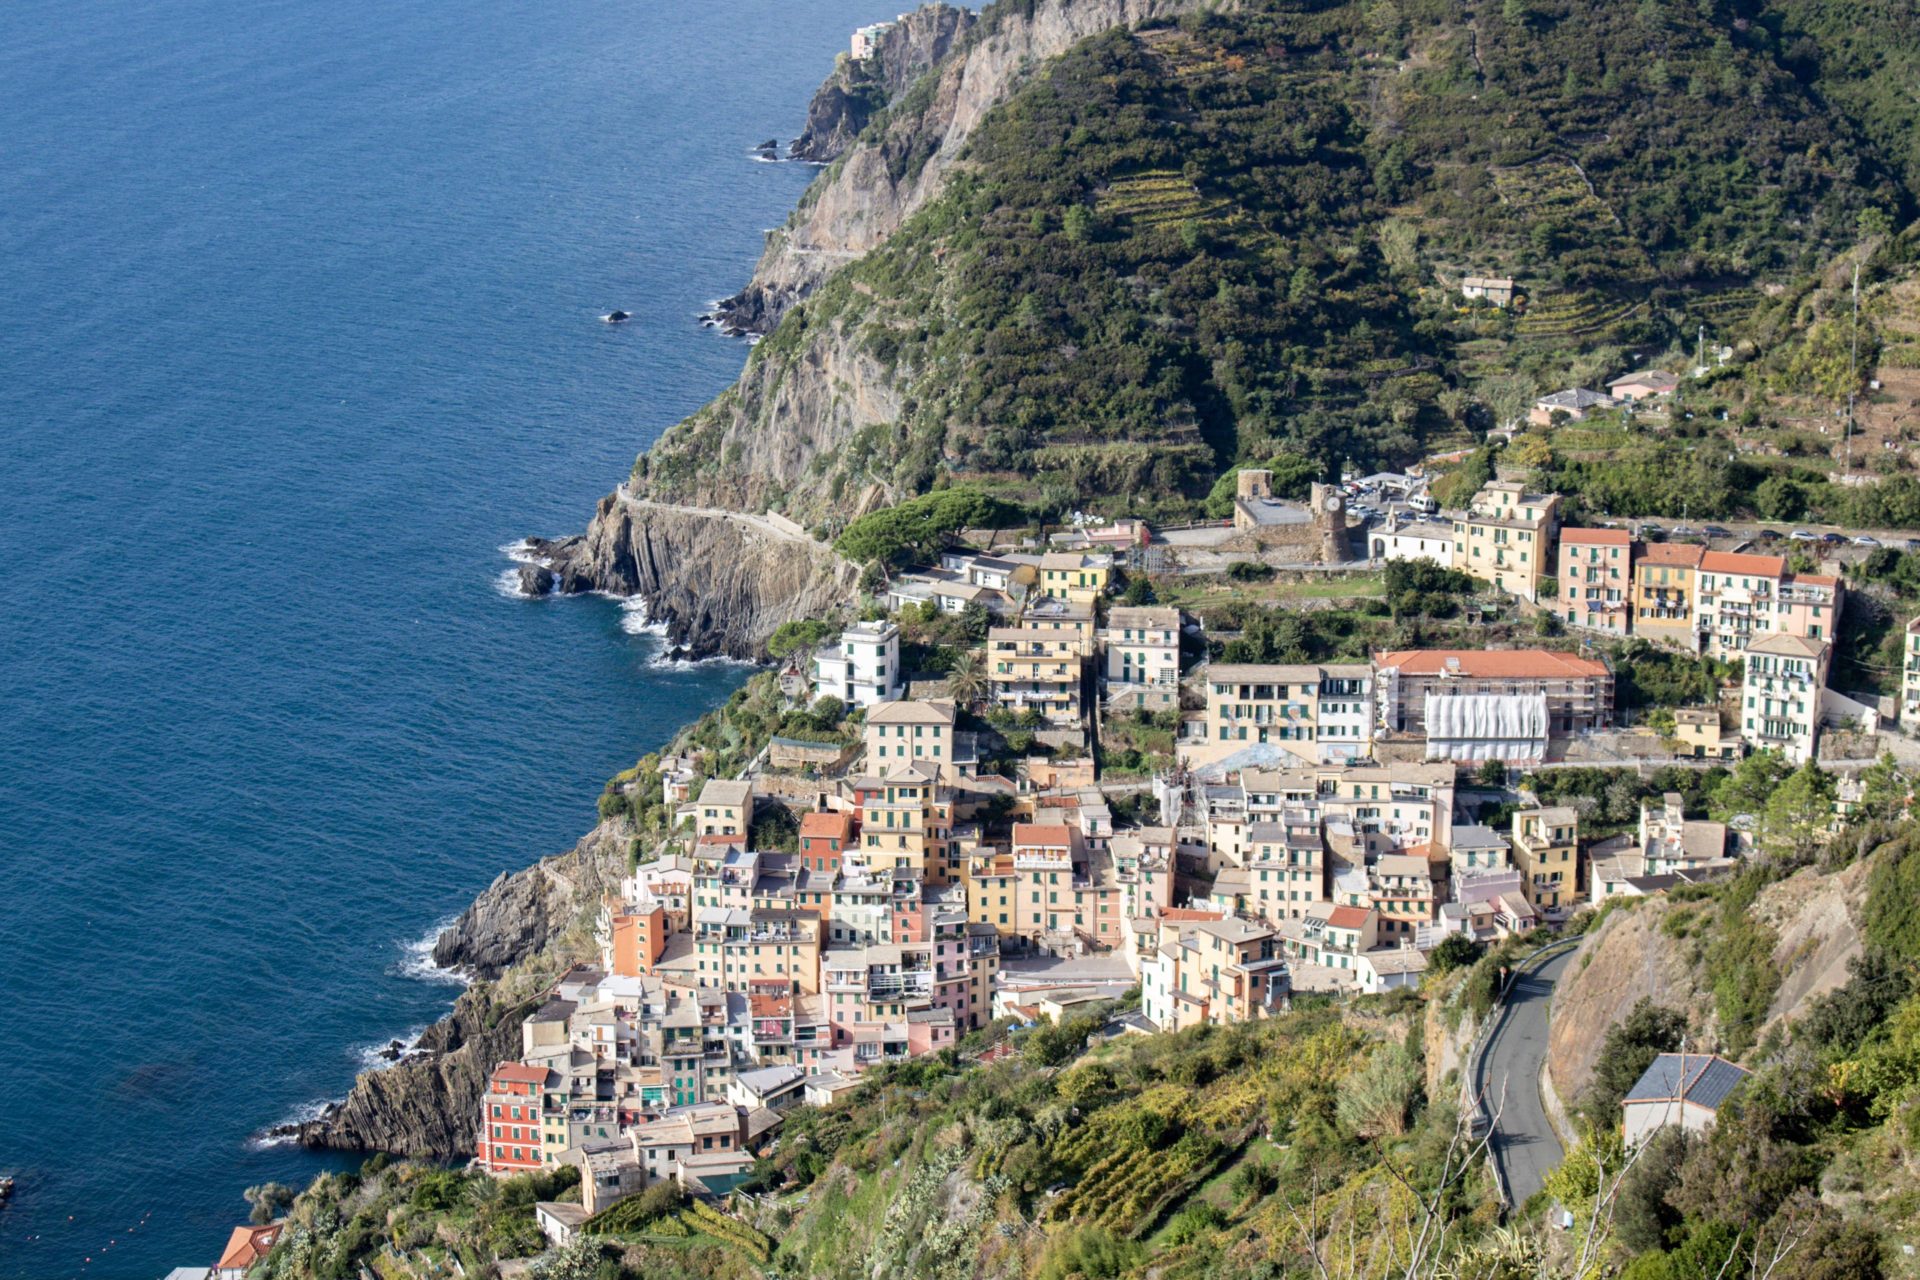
601, 310, 631, 324
0, 1175, 15, 1201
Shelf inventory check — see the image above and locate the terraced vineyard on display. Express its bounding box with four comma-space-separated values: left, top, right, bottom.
1096, 169, 1232, 229
1515, 288, 1646, 340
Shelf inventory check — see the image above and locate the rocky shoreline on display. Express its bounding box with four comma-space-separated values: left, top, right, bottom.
283, 822, 630, 1157
283, 0, 1212, 1165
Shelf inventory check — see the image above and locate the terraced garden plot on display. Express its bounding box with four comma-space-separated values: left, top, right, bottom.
1515, 289, 1644, 339
1097, 170, 1232, 228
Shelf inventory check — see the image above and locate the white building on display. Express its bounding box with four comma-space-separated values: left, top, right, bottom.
1622, 1054, 1749, 1147
1740, 633, 1831, 764
814, 620, 902, 708
1102, 605, 1181, 689
1904, 616, 1920, 725
1368, 514, 1456, 565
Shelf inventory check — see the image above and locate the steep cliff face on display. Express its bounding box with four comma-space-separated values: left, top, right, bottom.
290, 822, 630, 1157
723, 0, 1225, 333
1546, 861, 1870, 1107
787, 3, 977, 165
535, 490, 861, 658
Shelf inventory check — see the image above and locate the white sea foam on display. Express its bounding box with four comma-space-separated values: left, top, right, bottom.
395, 919, 471, 987
619, 596, 668, 637
494, 567, 535, 599
250, 1098, 335, 1149
355, 1026, 431, 1073
498, 538, 543, 565
647, 650, 757, 673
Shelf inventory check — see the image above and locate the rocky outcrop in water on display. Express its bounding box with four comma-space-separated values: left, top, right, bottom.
287, 823, 631, 1157
531, 491, 861, 659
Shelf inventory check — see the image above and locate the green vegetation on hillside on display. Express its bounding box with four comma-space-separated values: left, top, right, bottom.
641, 0, 1916, 523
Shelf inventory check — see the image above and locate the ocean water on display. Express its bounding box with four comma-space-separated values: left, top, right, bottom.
0, 1, 885, 1275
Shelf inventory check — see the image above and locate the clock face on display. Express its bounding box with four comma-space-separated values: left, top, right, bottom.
1324, 495, 1343, 512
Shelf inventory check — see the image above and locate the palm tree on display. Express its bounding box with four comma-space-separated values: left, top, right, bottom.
946, 649, 989, 709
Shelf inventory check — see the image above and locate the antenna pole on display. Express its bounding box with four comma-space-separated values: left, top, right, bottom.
1847, 262, 1861, 474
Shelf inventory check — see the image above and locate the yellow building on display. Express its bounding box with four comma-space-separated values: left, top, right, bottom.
1671, 707, 1733, 760
858, 762, 955, 881
965, 852, 1019, 936
693, 778, 752, 837
863, 699, 957, 770
987, 627, 1083, 724
1037, 552, 1111, 604
1510, 806, 1579, 914
1451, 481, 1560, 601
1633, 542, 1705, 650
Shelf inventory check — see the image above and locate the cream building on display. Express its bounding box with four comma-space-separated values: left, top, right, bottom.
1451, 481, 1560, 601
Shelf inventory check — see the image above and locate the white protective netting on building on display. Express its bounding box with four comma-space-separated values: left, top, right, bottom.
1424, 692, 1549, 763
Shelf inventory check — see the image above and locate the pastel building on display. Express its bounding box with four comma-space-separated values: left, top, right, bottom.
1451, 482, 1561, 601
1741, 633, 1831, 764
1558, 527, 1632, 635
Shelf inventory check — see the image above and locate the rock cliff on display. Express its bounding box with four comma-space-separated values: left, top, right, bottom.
289, 822, 631, 1157
1545, 860, 1871, 1107
787, 3, 977, 166
721, 0, 1225, 334
533, 490, 861, 659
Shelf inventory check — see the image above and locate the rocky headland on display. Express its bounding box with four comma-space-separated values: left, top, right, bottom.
284, 822, 630, 1157
291, 0, 1223, 1161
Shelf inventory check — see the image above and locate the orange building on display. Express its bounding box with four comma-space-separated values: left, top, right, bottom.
609, 902, 667, 977
477, 1061, 552, 1175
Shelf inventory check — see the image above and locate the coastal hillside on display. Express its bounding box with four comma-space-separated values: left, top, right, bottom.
546, 0, 1920, 653
259, 823, 1920, 1280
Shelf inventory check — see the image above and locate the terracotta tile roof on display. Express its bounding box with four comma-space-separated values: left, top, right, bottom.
799, 811, 853, 839
1012, 822, 1073, 847
1787, 572, 1839, 588
217, 1224, 282, 1271
1327, 905, 1372, 929
1700, 550, 1786, 577
1373, 649, 1610, 678
1158, 908, 1228, 922
1561, 527, 1632, 546
492, 1061, 551, 1085
1638, 543, 1706, 567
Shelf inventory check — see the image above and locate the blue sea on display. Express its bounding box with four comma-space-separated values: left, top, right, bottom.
0, 1, 886, 1275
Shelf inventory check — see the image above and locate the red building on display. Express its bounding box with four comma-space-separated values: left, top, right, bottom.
799, 810, 854, 874
476, 1060, 551, 1175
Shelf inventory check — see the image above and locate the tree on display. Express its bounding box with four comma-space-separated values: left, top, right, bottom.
1710, 749, 1790, 820
1062, 203, 1093, 245
1428, 932, 1482, 973
1851, 752, 1910, 825
1478, 377, 1535, 435
945, 649, 989, 708
245, 1181, 296, 1225
1755, 474, 1808, 522
1577, 999, 1686, 1130
1760, 761, 1837, 863
1335, 1041, 1421, 1137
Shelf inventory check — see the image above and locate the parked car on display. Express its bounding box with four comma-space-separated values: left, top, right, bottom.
1703, 525, 1733, 538
1821, 532, 1847, 545
1754, 528, 1783, 541
1789, 529, 1818, 541
1640, 523, 1664, 536
1853, 535, 1880, 547
1906, 538, 1920, 552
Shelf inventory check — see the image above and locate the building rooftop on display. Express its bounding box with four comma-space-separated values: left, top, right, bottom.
866, 699, 957, 727
1700, 550, 1787, 577
1561, 527, 1632, 546
1639, 542, 1706, 567
1374, 649, 1610, 679
1624, 1053, 1750, 1111
697, 778, 753, 808
1745, 632, 1830, 659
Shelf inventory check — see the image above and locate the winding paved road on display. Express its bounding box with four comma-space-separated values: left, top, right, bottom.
1477, 946, 1578, 1207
